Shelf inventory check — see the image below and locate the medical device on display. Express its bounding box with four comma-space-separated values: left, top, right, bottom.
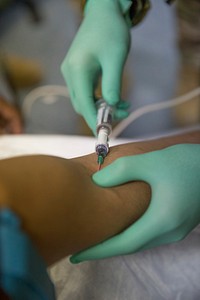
23, 85, 200, 167
95, 99, 114, 170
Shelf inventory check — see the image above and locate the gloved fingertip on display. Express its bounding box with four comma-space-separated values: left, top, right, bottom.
69, 255, 82, 264
117, 101, 130, 109
115, 110, 129, 119
92, 168, 116, 187
92, 172, 102, 184
104, 91, 120, 106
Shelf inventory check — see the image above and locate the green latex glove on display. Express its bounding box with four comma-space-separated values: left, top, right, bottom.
70, 144, 200, 263
61, 0, 131, 133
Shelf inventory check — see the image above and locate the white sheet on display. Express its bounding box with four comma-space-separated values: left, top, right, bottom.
50, 231, 200, 300
0, 135, 131, 160
0, 134, 199, 300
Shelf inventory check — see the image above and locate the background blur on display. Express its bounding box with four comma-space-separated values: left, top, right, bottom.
0, 0, 199, 138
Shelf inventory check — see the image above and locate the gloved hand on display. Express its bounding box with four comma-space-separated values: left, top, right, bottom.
61, 0, 131, 133
70, 144, 200, 263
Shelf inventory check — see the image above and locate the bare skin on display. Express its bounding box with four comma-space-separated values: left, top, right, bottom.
0, 96, 23, 134
0, 129, 199, 266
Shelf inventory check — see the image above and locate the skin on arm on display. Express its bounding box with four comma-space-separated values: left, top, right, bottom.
0, 129, 199, 266
0, 154, 150, 266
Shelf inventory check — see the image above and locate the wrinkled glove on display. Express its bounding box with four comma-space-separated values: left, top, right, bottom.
70, 144, 200, 263
61, 0, 131, 133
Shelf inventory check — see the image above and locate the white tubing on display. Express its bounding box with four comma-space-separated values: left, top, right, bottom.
112, 87, 200, 138
22, 85, 69, 117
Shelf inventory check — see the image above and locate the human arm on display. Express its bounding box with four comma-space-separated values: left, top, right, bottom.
0, 148, 150, 266
0, 129, 199, 267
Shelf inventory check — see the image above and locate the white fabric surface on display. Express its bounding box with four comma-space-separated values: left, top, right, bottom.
0, 134, 199, 300
50, 231, 200, 300
0, 135, 131, 159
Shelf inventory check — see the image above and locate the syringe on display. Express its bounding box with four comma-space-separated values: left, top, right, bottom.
95, 99, 114, 170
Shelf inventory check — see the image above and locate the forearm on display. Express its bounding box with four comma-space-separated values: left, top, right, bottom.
0, 154, 150, 266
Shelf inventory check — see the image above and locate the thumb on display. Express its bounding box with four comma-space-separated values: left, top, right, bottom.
93, 154, 152, 187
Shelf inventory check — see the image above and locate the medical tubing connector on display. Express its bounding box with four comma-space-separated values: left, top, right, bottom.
95, 99, 113, 159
